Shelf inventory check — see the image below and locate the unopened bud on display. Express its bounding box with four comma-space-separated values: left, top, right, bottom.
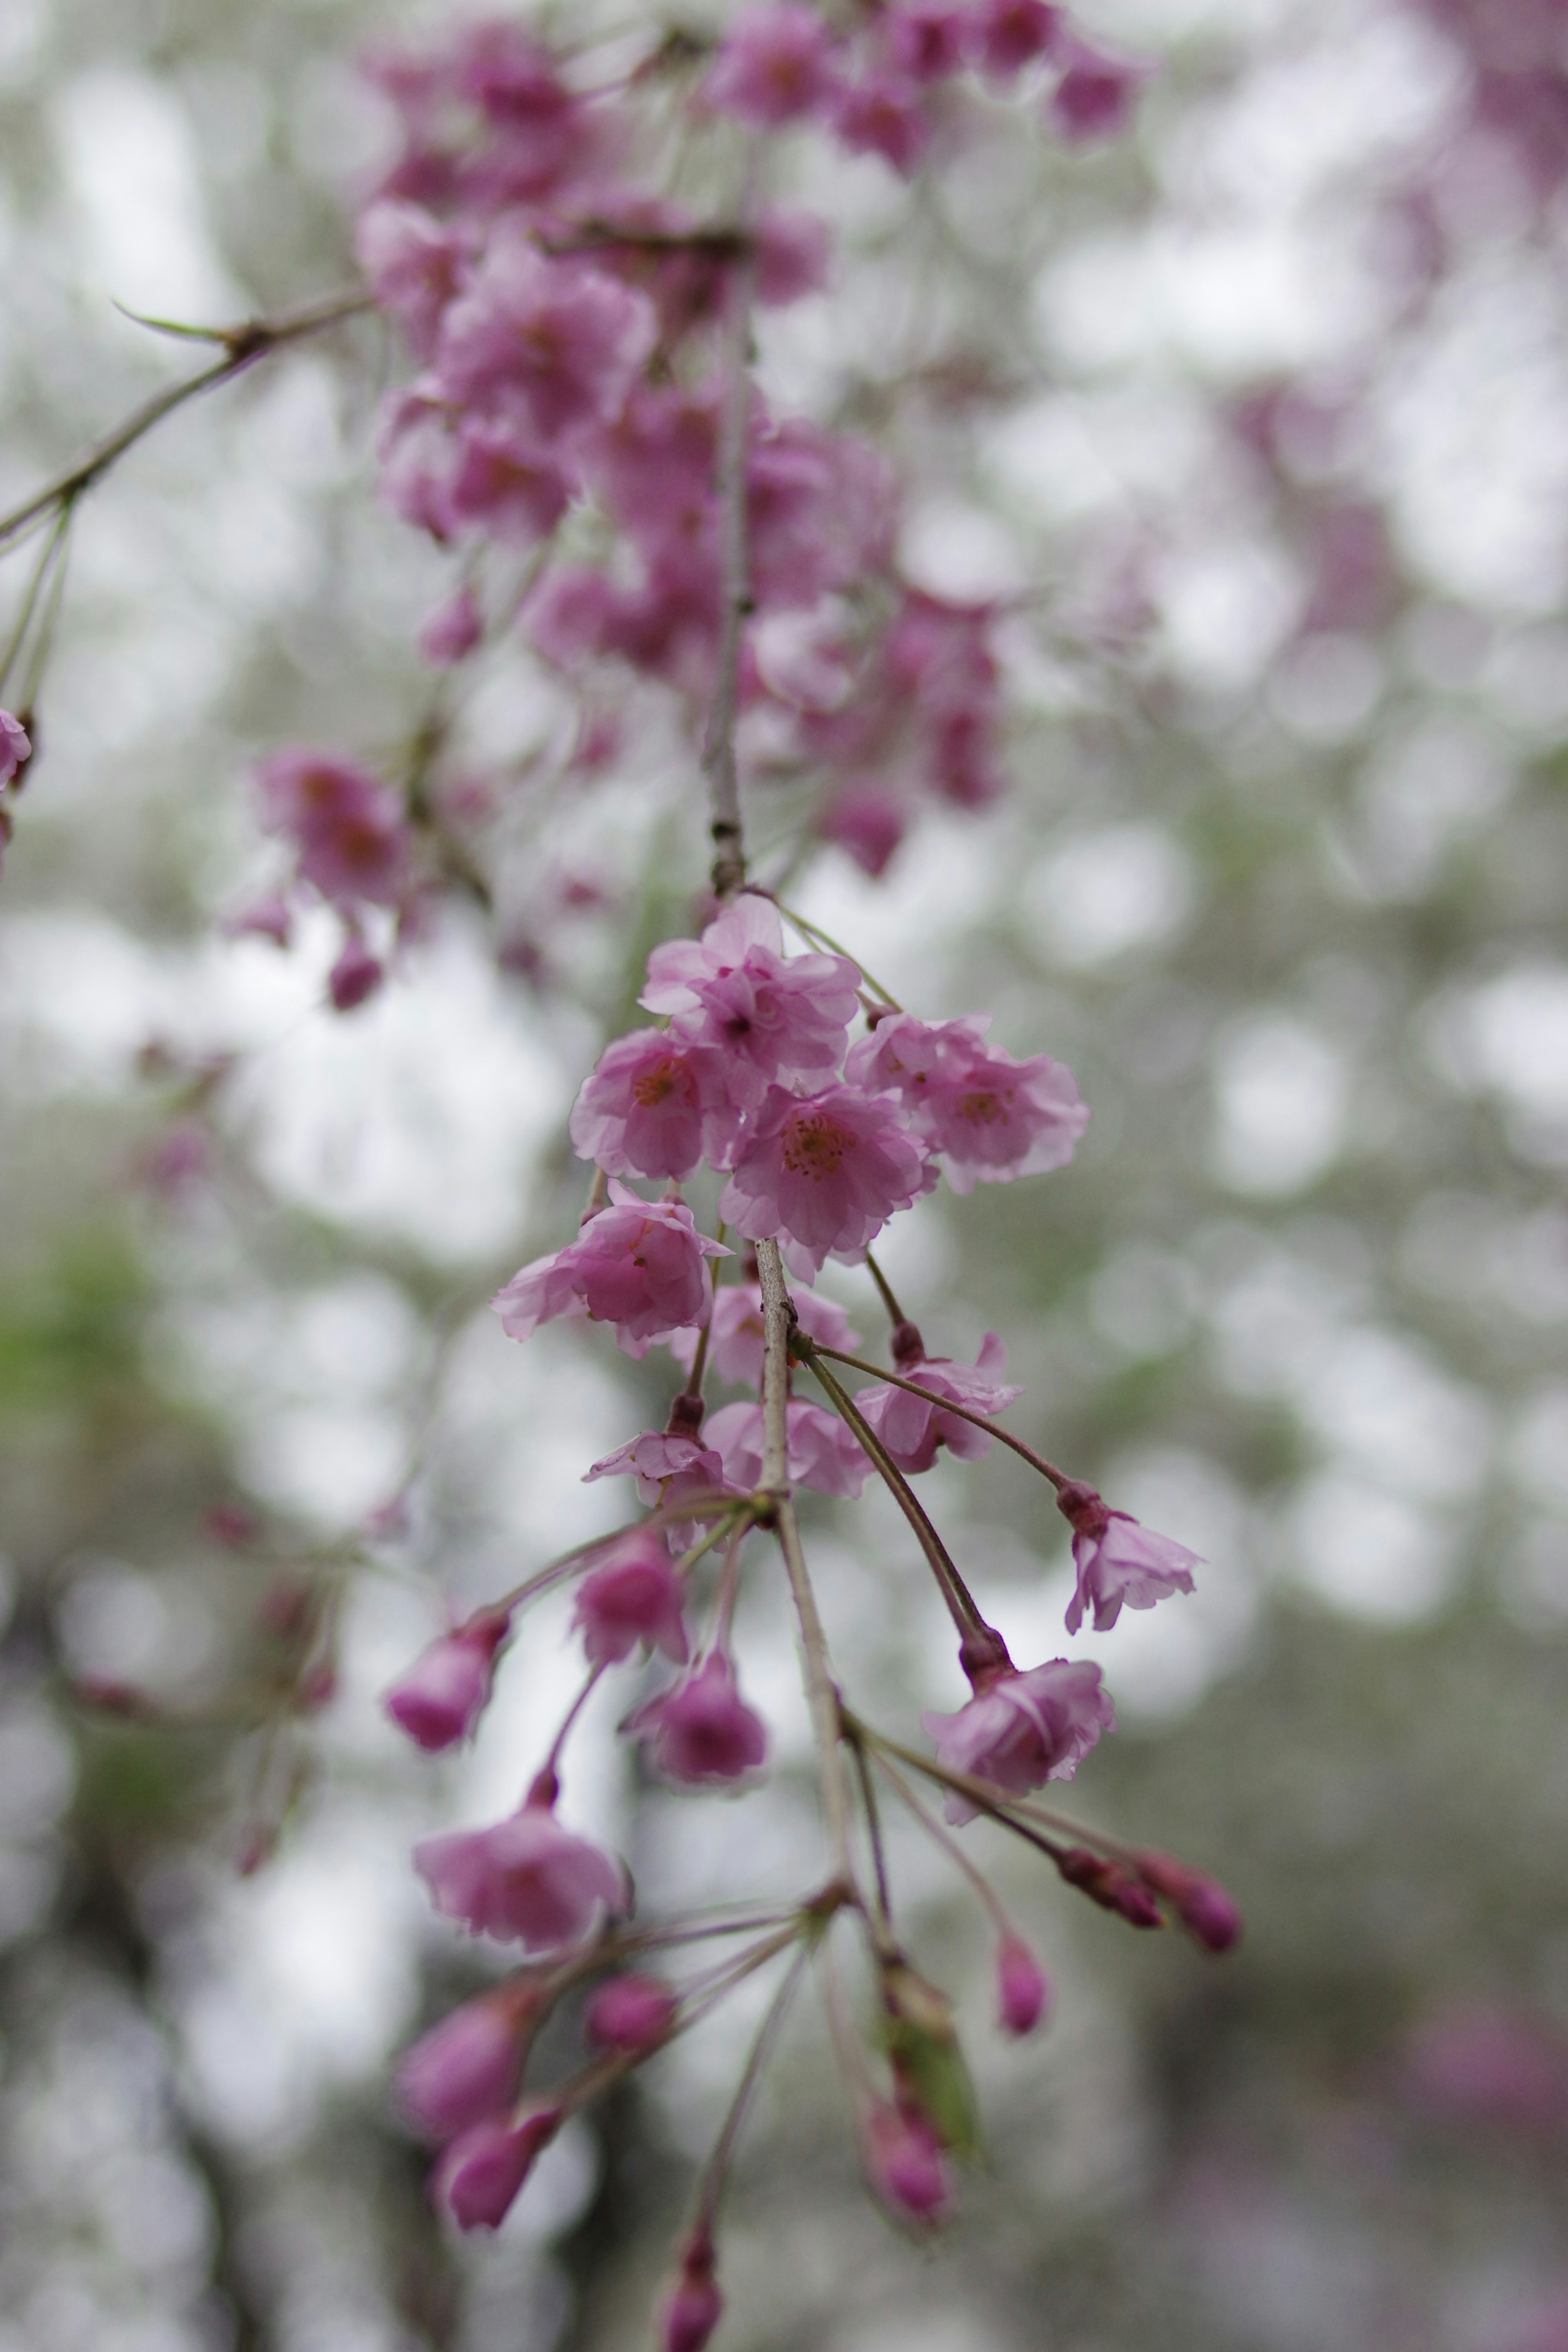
863, 2101, 952, 2223
584, 1971, 678, 2056
1135, 1849, 1243, 1953
995, 1934, 1051, 2036
660, 2226, 722, 2352
1057, 1846, 1163, 1929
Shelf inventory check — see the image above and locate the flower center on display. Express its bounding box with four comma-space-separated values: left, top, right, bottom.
956, 1084, 1012, 1128
782, 1111, 849, 1177
631, 1058, 682, 1107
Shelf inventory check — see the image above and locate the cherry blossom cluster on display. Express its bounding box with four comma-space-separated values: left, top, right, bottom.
380, 878, 1234, 2345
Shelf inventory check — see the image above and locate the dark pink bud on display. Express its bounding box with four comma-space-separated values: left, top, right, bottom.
863, 2103, 952, 2223
995, 1935, 1051, 2036
1057, 1847, 1163, 1929
1135, 1851, 1243, 1953
205, 1503, 260, 1547
396, 1981, 539, 2140
328, 933, 385, 1011
660, 2227, 722, 2352
584, 1972, 677, 2055
384, 1606, 511, 1752
432, 2099, 562, 2231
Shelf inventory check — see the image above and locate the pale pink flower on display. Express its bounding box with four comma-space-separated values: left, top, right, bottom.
704, 1397, 869, 1499
854, 1334, 1020, 1473
327, 932, 385, 1012
385, 1606, 511, 1751
572, 1530, 689, 1667
380, 392, 572, 547
396, 1982, 539, 2139
626, 1653, 768, 1785
660, 2228, 723, 2352
847, 1013, 1087, 1193
831, 69, 932, 172
415, 1801, 628, 1949
435, 233, 656, 443
753, 207, 832, 305
922, 1658, 1114, 1818
670, 1280, 859, 1388
702, 3, 841, 126
863, 2103, 951, 2221
1058, 1482, 1200, 1634
819, 782, 907, 876
569, 1028, 741, 1182
255, 749, 412, 909
584, 1972, 677, 2054
432, 2099, 562, 2231
995, 1934, 1051, 2035
492, 1183, 728, 1357
356, 200, 473, 359
419, 584, 484, 666
882, 0, 971, 83
0, 708, 31, 787
1134, 1851, 1242, 1954
641, 896, 860, 1101
1048, 33, 1148, 142
583, 1427, 733, 1510
719, 1083, 930, 1274
974, 0, 1060, 76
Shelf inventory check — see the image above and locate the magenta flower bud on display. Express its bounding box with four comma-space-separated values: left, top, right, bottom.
572, 1532, 689, 1668
995, 1935, 1051, 2036
328, 933, 384, 1012
396, 1982, 539, 2140
1135, 1851, 1243, 1954
384, 1606, 511, 1752
432, 2099, 562, 2232
660, 2227, 723, 2352
863, 2103, 952, 2223
584, 1971, 677, 2055
1057, 1847, 1163, 1929
626, 1653, 769, 1786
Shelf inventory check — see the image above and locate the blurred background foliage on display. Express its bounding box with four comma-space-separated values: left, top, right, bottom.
2, 0, 1568, 2346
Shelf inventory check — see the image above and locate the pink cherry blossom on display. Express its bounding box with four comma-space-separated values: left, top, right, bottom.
396, 1982, 538, 2139
719, 1083, 931, 1274
492, 1183, 728, 1357
922, 1658, 1114, 1818
419, 584, 484, 666
584, 1971, 678, 2054
380, 391, 572, 547
1057, 1482, 1200, 1634
819, 782, 908, 876
327, 932, 385, 1012
583, 1427, 733, 1510
415, 1800, 628, 1949
432, 2100, 563, 2231
830, 70, 932, 173
435, 233, 656, 443
569, 1028, 740, 1182
670, 1279, 859, 1388
975, 0, 1060, 76
572, 1530, 690, 1667
847, 1013, 1087, 1193
882, 0, 972, 84
1048, 33, 1148, 142
704, 1397, 870, 1499
661, 2229, 723, 2352
356, 200, 473, 360
702, 3, 841, 126
626, 1653, 768, 1785
255, 749, 412, 909
225, 891, 293, 946
384, 1605, 511, 1751
0, 709, 31, 787
995, 1934, 1051, 2035
641, 896, 860, 1100
854, 1333, 1020, 1472
863, 2103, 951, 2221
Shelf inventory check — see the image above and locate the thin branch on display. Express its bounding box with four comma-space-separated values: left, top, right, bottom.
771, 900, 902, 1009
701, 183, 757, 902
690, 1940, 811, 2230
861, 1249, 911, 1333
0, 289, 374, 556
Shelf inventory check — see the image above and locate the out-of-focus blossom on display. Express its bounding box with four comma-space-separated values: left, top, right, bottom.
584, 1972, 678, 2054
660, 2228, 724, 2352
1048, 32, 1147, 141
384, 1606, 512, 1751
0, 709, 31, 786
573, 1530, 690, 1666
627, 1652, 769, 1785
923, 1658, 1114, 1817
396, 1981, 540, 2138
492, 1183, 728, 1356
434, 233, 656, 443
415, 1801, 627, 1947
432, 2100, 563, 2230
702, 3, 841, 125
327, 932, 385, 1012
863, 2102, 952, 2220
670, 1279, 859, 1388
996, 1934, 1051, 2034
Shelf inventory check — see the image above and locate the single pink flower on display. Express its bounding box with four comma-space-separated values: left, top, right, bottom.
747, 420, 898, 612
830, 69, 932, 173
702, 2, 841, 126
435, 232, 656, 443
396, 1981, 540, 2139
854, 1334, 1020, 1472
254, 748, 412, 909
569, 1028, 742, 1182
0, 708, 31, 787
1047, 33, 1148, 143
1057, 1482, 1200, 1635
415, 1801, 628, 1949
572, 1530, 690, 1668
863, 2102, 951, 2221
626, 1653, 768, 1786
719, 1082, 931, 1274
432, 2099, 563, 2232
356, 200, 473, 360
583, 1427, 733, 1510
847, 1013, 1087, 1193
1134, 1851, 1242, 1954
660, 2227, 723, 2352
584, 1971, 678, 2054
384, 1606, 512, 1751
882, 0, 971, 84
995, 1934, 1051, 2035
922, 1658, 1114, 1820
974, 0, 1060, 76
670, 1279, 859, 1388
641, 896, 860, 1102
327, 932, 385, 1012
704, 1397, 869, 1499
492, 1183, 728, 1358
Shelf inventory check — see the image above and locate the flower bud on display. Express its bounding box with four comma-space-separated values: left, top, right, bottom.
995, 1935, 1051, 2036
396, 1981, 541, 2140
328, 932, 384, 1012
432, 2099, 562, 2232
660, 2226, 723, 2352
384, 1606, 511, 1752
1134, 1850, 1243, 1953
585, 1971, 678, 2055
1056, 1846, 1163, 1929
863, 2102, 952, 2223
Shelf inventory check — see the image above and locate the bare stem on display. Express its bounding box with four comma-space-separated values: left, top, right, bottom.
690, 1940, 811, 2231
771, 900, 902, 1009
871, 1749, 1013, 1938
0, 290, 374, 556
702, 192, 757, 903
861, 1250, 911, 1333
808, 1340, 1069, 1490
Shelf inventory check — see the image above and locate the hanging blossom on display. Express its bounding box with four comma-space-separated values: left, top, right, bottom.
854, 1333, 1020, 1473
491, 1182, 728, 1357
